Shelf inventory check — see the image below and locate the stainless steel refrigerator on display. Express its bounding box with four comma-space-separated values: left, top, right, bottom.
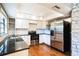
51, 20, 71, 55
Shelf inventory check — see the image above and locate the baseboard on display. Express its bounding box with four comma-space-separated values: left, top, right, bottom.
39, 43, 45, 45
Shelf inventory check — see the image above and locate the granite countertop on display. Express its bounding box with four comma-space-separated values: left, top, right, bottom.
0, 34, 30, 43
15, 34, 30, 36
38, 33, 50, 35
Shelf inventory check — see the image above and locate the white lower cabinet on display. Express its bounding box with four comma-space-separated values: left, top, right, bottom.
20, 35, 50, 46
39, 35, 50, 45
21, 35, 30, 46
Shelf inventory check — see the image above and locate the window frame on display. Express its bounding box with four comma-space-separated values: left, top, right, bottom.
0, 17, 5, 36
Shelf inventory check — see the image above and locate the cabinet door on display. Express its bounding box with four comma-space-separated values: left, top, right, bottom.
39, 35, 45, 43
15, 19, 28, 28
39, 35, 50, 45
21, 36, 30, 46
43, 35, 50, 45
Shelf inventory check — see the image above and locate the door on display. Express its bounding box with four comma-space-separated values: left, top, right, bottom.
64, 21, 71, 55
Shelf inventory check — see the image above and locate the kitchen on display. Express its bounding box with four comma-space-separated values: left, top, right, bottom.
0, 3, 73, 56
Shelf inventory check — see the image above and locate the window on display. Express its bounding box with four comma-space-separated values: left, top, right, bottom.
0, 18, 5, 36
0, 7, 7, 36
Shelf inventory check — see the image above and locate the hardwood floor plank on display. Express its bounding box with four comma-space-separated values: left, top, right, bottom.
28, 44, 65, 56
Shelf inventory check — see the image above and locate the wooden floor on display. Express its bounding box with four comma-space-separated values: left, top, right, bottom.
28, 44, 65, 56
5, 44, 65, 56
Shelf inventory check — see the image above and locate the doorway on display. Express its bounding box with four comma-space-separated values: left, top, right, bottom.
64, 20, 71, 55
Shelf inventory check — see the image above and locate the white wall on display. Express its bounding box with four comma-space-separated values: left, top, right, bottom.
72, 4, 79, 56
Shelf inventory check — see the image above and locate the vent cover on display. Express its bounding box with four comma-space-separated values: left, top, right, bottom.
54, 5, 60, 9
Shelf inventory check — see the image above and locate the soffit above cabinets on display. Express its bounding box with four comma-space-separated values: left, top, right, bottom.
2, 3, 73, 20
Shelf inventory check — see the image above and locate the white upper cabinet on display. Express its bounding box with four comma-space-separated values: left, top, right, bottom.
15, 19, 29, 29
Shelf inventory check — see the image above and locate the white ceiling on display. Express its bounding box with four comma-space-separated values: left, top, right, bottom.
40, 3, 73, 15
2, 3, 73, 20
